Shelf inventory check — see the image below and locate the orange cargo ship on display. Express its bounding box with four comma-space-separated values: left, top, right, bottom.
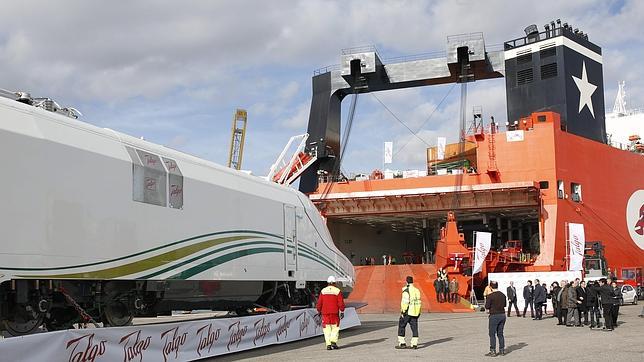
299, 22, 643, 312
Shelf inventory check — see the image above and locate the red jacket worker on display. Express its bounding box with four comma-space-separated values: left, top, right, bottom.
316, 275, 346, 350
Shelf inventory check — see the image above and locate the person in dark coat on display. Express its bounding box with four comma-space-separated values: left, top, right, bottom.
611, 280, 622, 328
541, 283, 550, 316
586, 281, 602, 328
484, 281, 507, 357
448, 277, 459, 304
442, 279, 450, 304
522, 280, 534, 318
533, 279, 546, 320
433, 278, 443, 303
559, 281, 570, 325
550, 282, 561, 322
566, 280, 582, 326
576, 280, 588, 325
437, 268, 449, 303
593, 278, 615, 330
506, 281, 520, 317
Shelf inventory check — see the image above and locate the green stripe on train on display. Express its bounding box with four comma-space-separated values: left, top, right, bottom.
18, 235, 254, 279
141, 242, 344, 280
2, 230, 279, 272
166, 248, 344, 280
9, 230, 347, 279
139, 240, 281, 279
169, 247, 285, 279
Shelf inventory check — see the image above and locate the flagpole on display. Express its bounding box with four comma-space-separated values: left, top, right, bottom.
471, 231, 476, 307
564, 222, 569, 271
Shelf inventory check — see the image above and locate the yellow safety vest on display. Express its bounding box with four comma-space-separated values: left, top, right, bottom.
401, 284, 422, 316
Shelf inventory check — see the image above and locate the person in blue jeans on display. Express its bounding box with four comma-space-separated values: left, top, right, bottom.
484, 281, 507, 357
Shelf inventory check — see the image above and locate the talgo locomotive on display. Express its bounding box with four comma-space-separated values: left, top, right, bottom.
0, 89, 354, 336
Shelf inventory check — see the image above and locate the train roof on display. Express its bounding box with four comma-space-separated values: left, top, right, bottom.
0, 93, 305, 201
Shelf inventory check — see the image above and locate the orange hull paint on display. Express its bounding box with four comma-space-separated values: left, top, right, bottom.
312, 112, 644, 276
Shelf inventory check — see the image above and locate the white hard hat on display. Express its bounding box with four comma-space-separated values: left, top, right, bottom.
327, 276, 336, 284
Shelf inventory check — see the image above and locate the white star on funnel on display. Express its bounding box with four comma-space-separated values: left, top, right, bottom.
572, 61, 597, 118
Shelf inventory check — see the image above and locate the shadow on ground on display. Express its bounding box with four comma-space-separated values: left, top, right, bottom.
212, 320, 397, 361
505, 342, 528, 354
341, 337, 388, 349
417, 337, 453, 349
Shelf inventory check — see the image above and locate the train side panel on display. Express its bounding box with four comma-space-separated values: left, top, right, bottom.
0, 97, 352, 288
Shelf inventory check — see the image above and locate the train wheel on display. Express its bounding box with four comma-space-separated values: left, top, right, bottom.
3, 304, 44, 336
44, 307, 78, 331
235, 308, 250, 316
308, 288, 317, 308
102, 298, 133, 327
271, 289, 292, 312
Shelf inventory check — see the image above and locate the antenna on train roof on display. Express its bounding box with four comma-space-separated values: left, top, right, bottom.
0, 87, 82, 119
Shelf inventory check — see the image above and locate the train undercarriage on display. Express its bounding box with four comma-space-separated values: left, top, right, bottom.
0, 279, 324, 336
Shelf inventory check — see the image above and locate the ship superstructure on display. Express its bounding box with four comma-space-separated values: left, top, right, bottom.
302, 21, 643, 312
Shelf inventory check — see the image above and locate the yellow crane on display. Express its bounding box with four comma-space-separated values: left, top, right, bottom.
227, 108, 248, 170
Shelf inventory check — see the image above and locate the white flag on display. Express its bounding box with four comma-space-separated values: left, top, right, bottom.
568, 223, 585, 271
473, 231, 492, 274
384, 141, 393, 164
437, 137, 446, 160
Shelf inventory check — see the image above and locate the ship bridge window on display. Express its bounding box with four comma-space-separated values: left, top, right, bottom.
557, 180, 564, 199
621, 268, 636, 280
571, 182, 582, 203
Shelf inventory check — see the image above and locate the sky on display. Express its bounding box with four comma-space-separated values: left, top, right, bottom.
1, 0, 642, 176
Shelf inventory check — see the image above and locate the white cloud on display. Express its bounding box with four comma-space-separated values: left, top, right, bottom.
1, 0, 642, 176
280, 101, 311, 130
167, 134, 189, 149
278, 81, 300, 102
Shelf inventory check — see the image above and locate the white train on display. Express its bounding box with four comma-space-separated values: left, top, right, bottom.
0, 90, 354, 335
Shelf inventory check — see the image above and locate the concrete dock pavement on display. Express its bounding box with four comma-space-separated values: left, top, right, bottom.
212, 304, 644, 361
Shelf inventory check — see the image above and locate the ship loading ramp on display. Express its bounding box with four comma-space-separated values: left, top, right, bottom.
310, 182, 542, 313
348, 264, 475, 313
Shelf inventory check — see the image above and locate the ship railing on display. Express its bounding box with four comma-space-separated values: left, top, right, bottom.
341, 45, 380, 55
447, 32, 484, 42
313, 64, 342, 75
384, 51, 446, 64
608, 141, 628, 150
504, 27, 564, 50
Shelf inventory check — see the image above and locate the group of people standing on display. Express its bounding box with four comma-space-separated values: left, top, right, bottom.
317, 273, 637, 355
552, 278, 623, 330
483, 276, 627, 357
504, 279, 548, 319
433, 267, 460, 303
512, 277, 623, 331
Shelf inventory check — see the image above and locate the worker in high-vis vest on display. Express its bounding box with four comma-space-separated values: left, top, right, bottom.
316, 276, 346, 350
396, 275, 422, 349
